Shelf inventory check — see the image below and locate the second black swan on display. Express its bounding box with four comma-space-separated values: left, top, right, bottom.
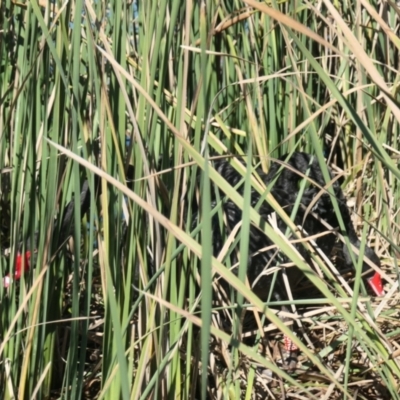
200, 152, 383, 301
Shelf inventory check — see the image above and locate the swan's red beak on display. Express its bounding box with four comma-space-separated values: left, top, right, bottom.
3, 251, 31, 288
15, 251, 31, 279
368, 272, 384, 297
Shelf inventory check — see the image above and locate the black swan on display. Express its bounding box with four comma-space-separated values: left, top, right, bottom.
204, 152, 382, 301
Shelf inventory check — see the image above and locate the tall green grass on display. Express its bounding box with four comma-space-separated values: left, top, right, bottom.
0, 0, 399, 398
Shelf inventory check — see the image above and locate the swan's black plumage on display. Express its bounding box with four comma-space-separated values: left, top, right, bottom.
203, 152, 382, 300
